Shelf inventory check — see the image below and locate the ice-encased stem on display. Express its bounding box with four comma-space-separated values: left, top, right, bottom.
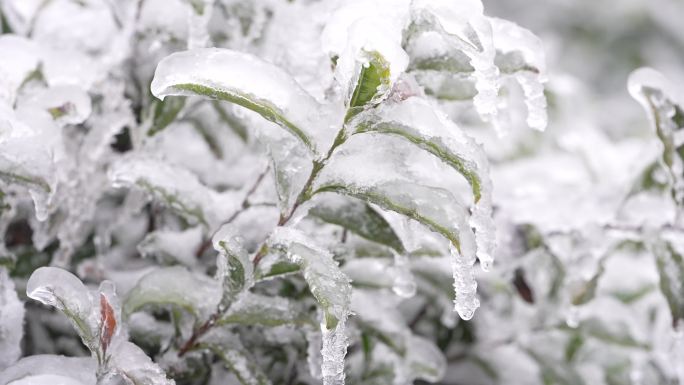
321, 319, 348, 385
187, 0, 215, 49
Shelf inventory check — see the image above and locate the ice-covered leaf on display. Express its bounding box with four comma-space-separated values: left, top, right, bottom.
0, 267, 23, 370
268, 227, 351, 329
344, 50, 393, 122
138, 227, 203, 267
652, 241, 684, 327
218, 292, 310, 327
0, 355, 96, 385
198, 330, 270, 385
350, 97, 494, 269
151, 48, 323, 154
0, 34, 39, 104
26, 267, 98, 349
123, 266, 221, 321
268, 227, 350, 385
106, 341, 175, 385
571, 262, 605, 306
628, 68, 684, 207
309, 194, 405, 254
212, 224, 254, 311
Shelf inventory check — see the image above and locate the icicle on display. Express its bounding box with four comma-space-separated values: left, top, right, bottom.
516, 71, 548, 131
187, 0, 214, 49
321, 318, 348, 385
489, 17, 548, 132
449, 241, 479, 320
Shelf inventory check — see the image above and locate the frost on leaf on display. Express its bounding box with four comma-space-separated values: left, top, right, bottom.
123, 266, 221, 321
218, 292, 309, 327
652, 240, 684, 327
150, 48, 324, 154
268, 227, 351, 385
0, 267, 24, 370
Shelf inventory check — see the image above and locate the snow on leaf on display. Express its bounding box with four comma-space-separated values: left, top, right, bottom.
198, 330, 271, 385
122, 266, 221, 321
268, 227, 351, 385
0, 267, 23, 370
138, 226, 204, 267
26, 267, 98, 350
21, 85, 92, 126
309, 194, 405, 254
150, 48, 324, 154
0, 34, 39, 105
107, 341, 175, 385
212, 223, 254, 311
0, 355, 96, 385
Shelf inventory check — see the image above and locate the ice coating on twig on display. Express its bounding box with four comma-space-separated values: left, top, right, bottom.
628, 67, 684, 209
490, 17, 548, 131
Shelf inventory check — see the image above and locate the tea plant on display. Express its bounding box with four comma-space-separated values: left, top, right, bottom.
1, 0, 683, 384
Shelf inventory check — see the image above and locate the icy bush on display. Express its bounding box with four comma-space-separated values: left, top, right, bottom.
0, 0, 683, 384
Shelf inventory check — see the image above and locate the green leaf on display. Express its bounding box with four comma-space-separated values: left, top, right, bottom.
309, 195, 405, 254
212, 224, 254, 311
147, 96, 186, 136
212, 100, 248, 142
345, 51, 391, 122
218, 293, 312, 327
123, 266, 221, 321
268, 227, 351, 329
653, 240, 684, 327
255, 259, 300, 281
151, 48, 321, 154
314, 181, 471, 251
199, 331, 272, 385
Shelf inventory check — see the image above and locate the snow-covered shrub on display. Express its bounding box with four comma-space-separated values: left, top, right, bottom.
0, 0, 683, 384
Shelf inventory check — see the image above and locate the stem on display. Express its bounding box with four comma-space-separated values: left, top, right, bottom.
180, 127, 350, 355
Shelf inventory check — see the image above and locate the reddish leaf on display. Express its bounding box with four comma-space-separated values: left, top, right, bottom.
100, 293, 117, 353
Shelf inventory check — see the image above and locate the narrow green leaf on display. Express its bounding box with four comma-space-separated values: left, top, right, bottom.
309, 195, 405, 254
345, 51, 391, 122
212, 224, 254, 311
147, 96, 186, 136
653, 241, 684, 327
218, 293, 312, 327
